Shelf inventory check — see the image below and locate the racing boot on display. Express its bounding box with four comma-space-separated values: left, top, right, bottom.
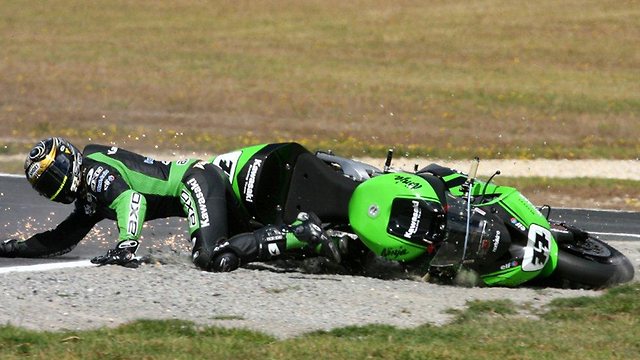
208, 226, 288, 272
208, 212, 340, 272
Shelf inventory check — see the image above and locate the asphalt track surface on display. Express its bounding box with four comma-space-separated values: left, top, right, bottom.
1, 174, 639, 269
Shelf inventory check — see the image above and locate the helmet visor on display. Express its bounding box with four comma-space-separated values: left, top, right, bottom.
32, 153, 71, 200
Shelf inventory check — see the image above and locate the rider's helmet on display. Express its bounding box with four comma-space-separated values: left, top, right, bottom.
24, 137, 83, 204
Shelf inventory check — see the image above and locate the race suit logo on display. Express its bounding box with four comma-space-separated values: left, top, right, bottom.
86, 166, 105, 193
268, 243, 281, 256
522, 224, 551, 272
127, 192, 142, 236
69, 152, 82, 192
186, 178, 211, 228
180, 190, 198, 228
95, 169, 111, 193
243, 158, 262, 203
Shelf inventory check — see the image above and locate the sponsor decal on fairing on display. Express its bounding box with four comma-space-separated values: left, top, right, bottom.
510, 217, 527, 232
403, 200, 422, 239
243, 158, 262, 203
381, 247, 409, 258
393, 175, 423, 190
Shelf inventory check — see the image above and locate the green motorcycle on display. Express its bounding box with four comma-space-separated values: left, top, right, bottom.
211, 142, 634, 288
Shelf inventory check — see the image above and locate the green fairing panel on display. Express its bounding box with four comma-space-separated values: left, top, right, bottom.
429, 172, 560, 286
349, 173, 443, 262
480, 191, 559, 286
481, 236, 558, 287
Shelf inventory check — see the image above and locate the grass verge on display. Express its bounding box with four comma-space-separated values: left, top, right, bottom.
1, 282, 638, 359
1, 0, 639, 159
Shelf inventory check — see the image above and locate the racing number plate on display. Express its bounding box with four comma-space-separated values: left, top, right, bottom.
522, 224, 552, 272
212, 150, 242, 182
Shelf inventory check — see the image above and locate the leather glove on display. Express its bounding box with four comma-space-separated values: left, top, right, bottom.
0, 239, 25, 257
91, 240, 140, 268
290, 212, 341, 263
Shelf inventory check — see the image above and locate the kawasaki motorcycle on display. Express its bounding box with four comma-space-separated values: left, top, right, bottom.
211, 142, 635, 288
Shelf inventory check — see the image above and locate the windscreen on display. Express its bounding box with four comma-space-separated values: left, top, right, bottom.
386, 197, 446, 246
430, 194, 509, 268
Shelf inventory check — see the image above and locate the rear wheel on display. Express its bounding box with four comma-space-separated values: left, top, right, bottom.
548, 227, 634, 288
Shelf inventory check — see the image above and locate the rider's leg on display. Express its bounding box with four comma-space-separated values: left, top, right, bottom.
180, 162, 340, 272
178, 162, 305, 270
179, 162, 231, 270
209, 212, 341, 272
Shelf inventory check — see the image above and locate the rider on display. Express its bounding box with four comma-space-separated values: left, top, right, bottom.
0, 137, 340, 271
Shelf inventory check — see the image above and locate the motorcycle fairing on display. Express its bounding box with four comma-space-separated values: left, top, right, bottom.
474, 191, 559, 286
349, 173, 446, 262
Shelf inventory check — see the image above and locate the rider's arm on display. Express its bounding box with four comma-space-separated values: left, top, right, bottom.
0, 205, 102, 258
109, 189, 148, 241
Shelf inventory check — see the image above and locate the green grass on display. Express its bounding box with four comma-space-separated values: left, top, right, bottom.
1, 0, 639, 158
1, 282, 638, 359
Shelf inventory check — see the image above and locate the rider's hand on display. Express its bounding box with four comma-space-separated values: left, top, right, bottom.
0, 239, 25, 257
91, 240, 140, 268
290, 212, 341, 263
291, 212, 326, 244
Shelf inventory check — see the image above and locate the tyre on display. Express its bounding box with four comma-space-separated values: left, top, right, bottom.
549, 236, 635, 289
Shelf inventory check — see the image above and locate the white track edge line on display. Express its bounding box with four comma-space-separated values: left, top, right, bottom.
589, 232, 640, 239
0, 260, 95, 274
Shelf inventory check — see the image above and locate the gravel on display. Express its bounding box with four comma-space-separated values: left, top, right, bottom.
1, 158, 639, 338
2, 248, 637, 339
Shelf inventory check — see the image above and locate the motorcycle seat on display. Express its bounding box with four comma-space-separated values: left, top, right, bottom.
283, 152, 359, 224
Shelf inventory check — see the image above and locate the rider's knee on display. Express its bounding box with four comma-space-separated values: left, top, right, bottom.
191, 248, 213, 270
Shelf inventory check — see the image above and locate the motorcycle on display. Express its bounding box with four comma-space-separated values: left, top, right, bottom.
211, 142, 635, 288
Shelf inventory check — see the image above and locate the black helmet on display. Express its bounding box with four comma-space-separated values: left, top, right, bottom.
24, 137, 83, 204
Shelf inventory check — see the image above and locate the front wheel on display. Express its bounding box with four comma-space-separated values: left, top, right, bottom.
548, 236, 634, 289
